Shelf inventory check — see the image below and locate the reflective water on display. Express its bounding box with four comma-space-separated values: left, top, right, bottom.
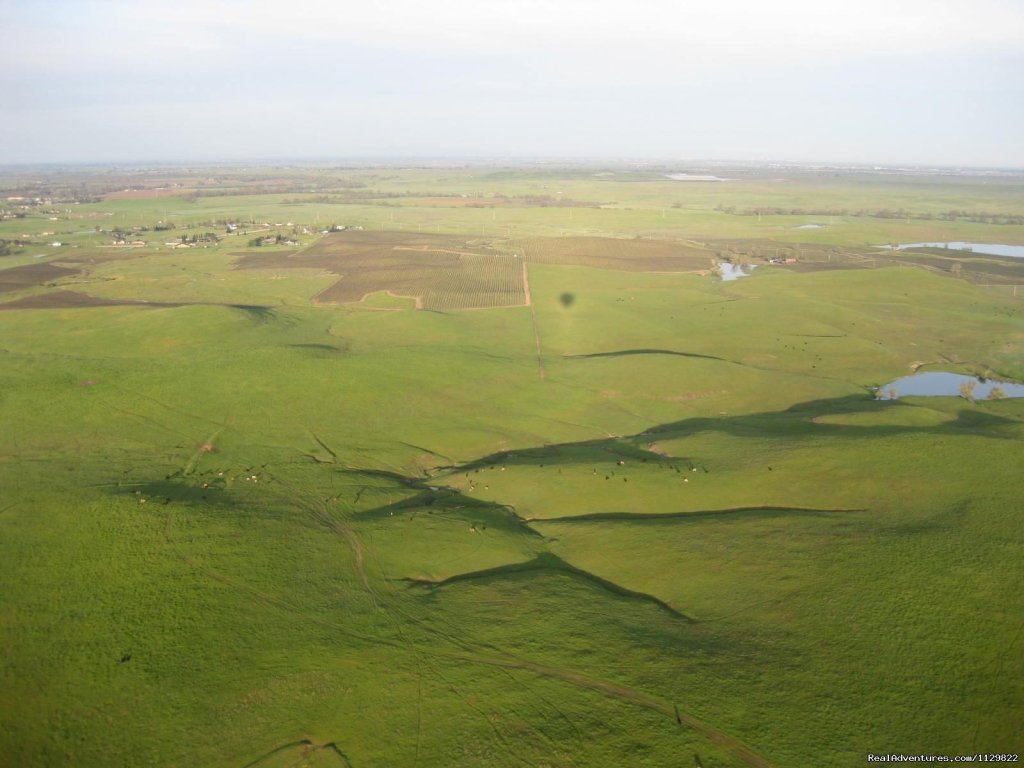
882, 242, 1024, 258
877, 372, 1024, 400
718, 263, 758, 281
794, 224, 824, 229
665, 173, 728, 182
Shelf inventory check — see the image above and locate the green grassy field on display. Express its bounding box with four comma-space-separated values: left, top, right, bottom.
1, 165, 1023, 767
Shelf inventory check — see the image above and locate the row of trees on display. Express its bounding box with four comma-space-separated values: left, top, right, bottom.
248, 234, 296, 247
716, 205, 1024, 225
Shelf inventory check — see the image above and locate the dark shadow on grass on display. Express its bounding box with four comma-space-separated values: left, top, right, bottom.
337, 467, 422, 485
535, 506, 865, 524
564, 348, 727, 362
0, 290, 184, 310
289, 342, 347, 354
404, 551, 696, 623
431, 393, 1021, 488
228, 304, 276, 322
241, 739, 354, 768
111, 478, 240, 509
438, 440, 684, 473
354, 486, 543, 537
0, 289, 275, 315
641, 393, 1022, 442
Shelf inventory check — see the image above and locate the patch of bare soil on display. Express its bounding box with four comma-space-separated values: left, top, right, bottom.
0, 263, 81, 294
0, 290, 182, 310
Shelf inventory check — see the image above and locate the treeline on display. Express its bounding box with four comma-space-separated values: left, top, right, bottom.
717, 205, 1024, 225
108, 220, 250, 234
192, 179, 368, 200
501, 194, 601, 208
282, 191, 400, 204
2, 181, 111, 203
280, 192, 604, 208
248, 234, 297, 247
0, 238, 33, 256
110, 230, 220, 244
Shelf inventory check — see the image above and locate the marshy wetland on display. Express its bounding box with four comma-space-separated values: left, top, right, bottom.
1, 164, 1022, 767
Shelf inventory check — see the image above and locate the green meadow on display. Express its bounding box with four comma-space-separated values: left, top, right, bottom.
1, 166, 1022, 767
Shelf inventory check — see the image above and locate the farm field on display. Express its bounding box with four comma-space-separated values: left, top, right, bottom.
236, 230, 526, 310
1, 164, 1023, 767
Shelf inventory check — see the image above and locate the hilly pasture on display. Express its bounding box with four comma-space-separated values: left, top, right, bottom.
1, 166, 1023, 767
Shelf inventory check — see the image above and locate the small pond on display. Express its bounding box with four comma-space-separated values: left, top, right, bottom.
881, 242, 1024, 259
794, 224, 824, 229
665, 173, 728, 182
877, 372, 1024, 400
718, 263, 758, 281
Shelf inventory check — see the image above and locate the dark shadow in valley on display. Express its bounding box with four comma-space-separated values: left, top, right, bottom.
535, 506, 865, 524
564, 348, 727, 362
402, 551, 696, 622
0, 288, 274, 314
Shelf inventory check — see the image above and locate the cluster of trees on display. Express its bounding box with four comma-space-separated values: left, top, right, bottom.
281, 191, 385, 204
935, 210, 1024, 225
0, 238, 32, 256
716, 205, 1024, 225
247, 233, 296, 247
513, 195, 600, 208
109, 229, 215, 244
2, 186, 102, 204
959, 380, 1007, 400
109, 224, 158, 234
195, 179, 367, 200
180, 233, 220, 244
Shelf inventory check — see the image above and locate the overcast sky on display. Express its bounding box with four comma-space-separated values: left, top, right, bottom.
2, 0, 1022, 166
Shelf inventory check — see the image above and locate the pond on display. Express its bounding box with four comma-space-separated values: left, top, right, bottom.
665, 173, 728, 182
794, 224, 824, 229
881, 242, 1024, 259
877, 372, 1024, 400
718, 263, 758, 281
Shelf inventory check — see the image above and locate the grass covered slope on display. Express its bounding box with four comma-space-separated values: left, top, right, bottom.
1, 209, 1023, 767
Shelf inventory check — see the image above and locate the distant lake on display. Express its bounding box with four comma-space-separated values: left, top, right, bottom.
877, 372, 1024, 400
718, 263, 758, 281
666, 173, 728, 182
794, 224, 824, 229
882, 242, 1024, 258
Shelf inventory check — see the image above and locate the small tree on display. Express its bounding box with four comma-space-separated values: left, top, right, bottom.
959, 380, 977, 400
988, 386, 1006, 400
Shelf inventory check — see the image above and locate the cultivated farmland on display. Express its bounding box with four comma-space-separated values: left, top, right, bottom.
237, 230, 526, 310
513, 235, 718, 271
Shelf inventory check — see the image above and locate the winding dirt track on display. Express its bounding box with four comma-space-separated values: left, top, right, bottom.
455, 652, 772, 768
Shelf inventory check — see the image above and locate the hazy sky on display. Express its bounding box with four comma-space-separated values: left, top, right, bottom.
2, 0, 1022, 166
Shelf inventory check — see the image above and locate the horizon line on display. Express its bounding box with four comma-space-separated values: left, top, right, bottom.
2, 156, 1023, 174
